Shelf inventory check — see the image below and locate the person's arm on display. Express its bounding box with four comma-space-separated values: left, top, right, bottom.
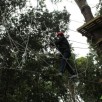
55, 36, 64, 45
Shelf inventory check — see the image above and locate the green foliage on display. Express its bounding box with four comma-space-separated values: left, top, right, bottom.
77, 1, 102, 100
0, 0, 71, 102
96, 0, 102, 15
76, 52, 102, 102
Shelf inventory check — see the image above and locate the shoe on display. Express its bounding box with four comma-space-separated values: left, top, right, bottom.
69, 74, 78, 79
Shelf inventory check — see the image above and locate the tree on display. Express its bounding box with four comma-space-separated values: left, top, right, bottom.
75, 51, 102, 102
44, 0, 102, 101
0, 0, 72, 102
74, 0, 93, 22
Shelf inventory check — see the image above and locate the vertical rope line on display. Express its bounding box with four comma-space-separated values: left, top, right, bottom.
7, 32, 22, 67
85, 54, 89, 77
4, 17, 20, 67
73, 55, 78, 77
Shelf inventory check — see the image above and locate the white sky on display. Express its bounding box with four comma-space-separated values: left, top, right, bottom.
30, 0, 99, 57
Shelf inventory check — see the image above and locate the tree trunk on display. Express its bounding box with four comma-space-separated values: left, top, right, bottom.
75, 0, 94, 22
75, 0, 102, 54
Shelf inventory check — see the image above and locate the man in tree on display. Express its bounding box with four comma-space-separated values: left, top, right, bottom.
51, 32, 77, 78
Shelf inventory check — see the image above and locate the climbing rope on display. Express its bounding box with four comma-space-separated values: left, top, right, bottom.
0, 3, 100, 85
48, 36, 89, 78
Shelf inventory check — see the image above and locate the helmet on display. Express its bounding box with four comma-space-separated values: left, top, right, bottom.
56, 32, 64, 37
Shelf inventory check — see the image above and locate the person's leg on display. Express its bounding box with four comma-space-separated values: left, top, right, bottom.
66, 60, 76, 75
60, 52, 69, 74
60, 58, 66, 74
59, 51, 77, 78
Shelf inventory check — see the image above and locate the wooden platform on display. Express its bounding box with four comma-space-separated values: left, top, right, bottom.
77, 16, 102, 36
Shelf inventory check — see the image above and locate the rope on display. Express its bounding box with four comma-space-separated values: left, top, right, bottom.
4, 18, 21, 67
0, 31, 100, 84
0, 67, 36, 73
69, 40, 88, 45
22, 33, 30, 64
1, 4, 99, 86
72, 47, 89, 49
0, 66, 100, 84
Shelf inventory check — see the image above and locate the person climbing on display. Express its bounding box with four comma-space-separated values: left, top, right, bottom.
50, 32, 77, 78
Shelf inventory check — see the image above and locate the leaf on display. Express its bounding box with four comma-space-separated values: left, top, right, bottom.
100, 96, 102, 100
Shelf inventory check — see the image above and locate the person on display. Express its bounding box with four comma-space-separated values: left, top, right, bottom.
51, 32, 77, 78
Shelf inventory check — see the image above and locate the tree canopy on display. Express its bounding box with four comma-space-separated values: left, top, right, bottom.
0, 0, 102, 102
0, 0, 72, 102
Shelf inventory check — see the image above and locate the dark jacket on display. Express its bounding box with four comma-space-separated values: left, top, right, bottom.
55, 36, 71, 56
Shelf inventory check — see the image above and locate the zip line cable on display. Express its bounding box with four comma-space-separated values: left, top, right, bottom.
70, 19, 84, 24
68, 28, 78, 33
4, 22, 87, 77
69, 40, 88, 45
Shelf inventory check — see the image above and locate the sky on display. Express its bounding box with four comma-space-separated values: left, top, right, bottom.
29, 0, 99, 57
